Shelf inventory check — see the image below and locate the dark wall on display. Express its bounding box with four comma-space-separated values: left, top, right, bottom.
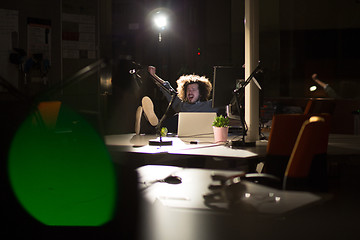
279, 29, 360, 99
0, 0, 104, 111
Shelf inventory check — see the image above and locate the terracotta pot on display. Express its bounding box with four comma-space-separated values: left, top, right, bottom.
213, 126, 229, 143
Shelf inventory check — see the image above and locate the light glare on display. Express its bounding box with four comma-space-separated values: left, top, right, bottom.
154, 13, 167, 29
310, 85, 317, 92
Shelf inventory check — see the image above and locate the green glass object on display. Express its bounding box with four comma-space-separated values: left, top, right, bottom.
160, 127, 168, 137
8, 103, 116, 226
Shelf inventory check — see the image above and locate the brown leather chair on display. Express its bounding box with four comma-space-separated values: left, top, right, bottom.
246, 115, 330, 192
283, 116, 330, 191
263, 113, 331, 179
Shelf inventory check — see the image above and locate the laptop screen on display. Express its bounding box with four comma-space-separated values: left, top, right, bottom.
177, 112, 217, 137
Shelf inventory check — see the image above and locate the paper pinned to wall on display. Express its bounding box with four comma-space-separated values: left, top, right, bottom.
0, 8, 19, 91
27, 18, 52, 63
62, 13, 97, 59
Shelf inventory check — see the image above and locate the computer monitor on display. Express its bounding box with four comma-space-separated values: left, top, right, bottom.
212, 66, 244, 110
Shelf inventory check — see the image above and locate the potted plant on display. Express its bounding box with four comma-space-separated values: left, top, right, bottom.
212, 115, 230, 143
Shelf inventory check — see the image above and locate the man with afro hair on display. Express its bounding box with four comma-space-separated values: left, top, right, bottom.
148, 66, 216, 113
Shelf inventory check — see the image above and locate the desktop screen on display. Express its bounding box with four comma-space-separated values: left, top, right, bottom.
212, 66, 244, 109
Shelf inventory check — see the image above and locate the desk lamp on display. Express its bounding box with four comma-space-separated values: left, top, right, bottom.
146, 69, 177, 146
230, 62, 262, 147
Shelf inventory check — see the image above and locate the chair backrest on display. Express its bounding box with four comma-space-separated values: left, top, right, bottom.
266, 113, 331, 155
283, 116, 330, 191
304, 98, 336, 115
264, 113, 331, 179
266, 114, 308, 156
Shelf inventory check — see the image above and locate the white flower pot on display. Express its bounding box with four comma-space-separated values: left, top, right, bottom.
213, 126, 229, 143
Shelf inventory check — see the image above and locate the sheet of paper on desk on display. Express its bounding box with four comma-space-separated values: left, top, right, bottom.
169, 142, 220, 151
168, 145, 258, 158
128, 137, 221, 154
130, 145, 170, 154
128, 137, 187, 154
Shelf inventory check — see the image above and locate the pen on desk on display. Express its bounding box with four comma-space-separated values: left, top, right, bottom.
158, 196, 190, 201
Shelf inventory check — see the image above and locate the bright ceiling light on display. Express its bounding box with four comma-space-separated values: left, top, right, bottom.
154, 12, 168, 30
309, 85, 317, 92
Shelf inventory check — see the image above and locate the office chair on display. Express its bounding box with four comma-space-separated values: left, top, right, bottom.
245, 116, 330, 192
263, 114, 308, 178
262, 113, 331, 180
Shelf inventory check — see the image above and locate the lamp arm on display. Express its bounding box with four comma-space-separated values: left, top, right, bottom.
148, 69, 177, 96
156, 94, 176, 141
233, 90, 247, 143
234, 63, 262, 93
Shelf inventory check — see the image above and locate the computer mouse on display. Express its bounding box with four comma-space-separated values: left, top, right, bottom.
163, 175, 182, 184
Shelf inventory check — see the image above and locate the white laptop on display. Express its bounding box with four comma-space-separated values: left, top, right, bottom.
177, 112, 217, 137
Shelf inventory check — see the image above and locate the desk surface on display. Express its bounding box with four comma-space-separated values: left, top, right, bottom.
105, 133, 360, 157
137, 165, 326, 240
105, 133, 260, 159
138, 165, 322, 214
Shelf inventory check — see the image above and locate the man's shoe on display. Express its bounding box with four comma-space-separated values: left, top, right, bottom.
142, 96, 158, 126
134, 96, 159, 135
